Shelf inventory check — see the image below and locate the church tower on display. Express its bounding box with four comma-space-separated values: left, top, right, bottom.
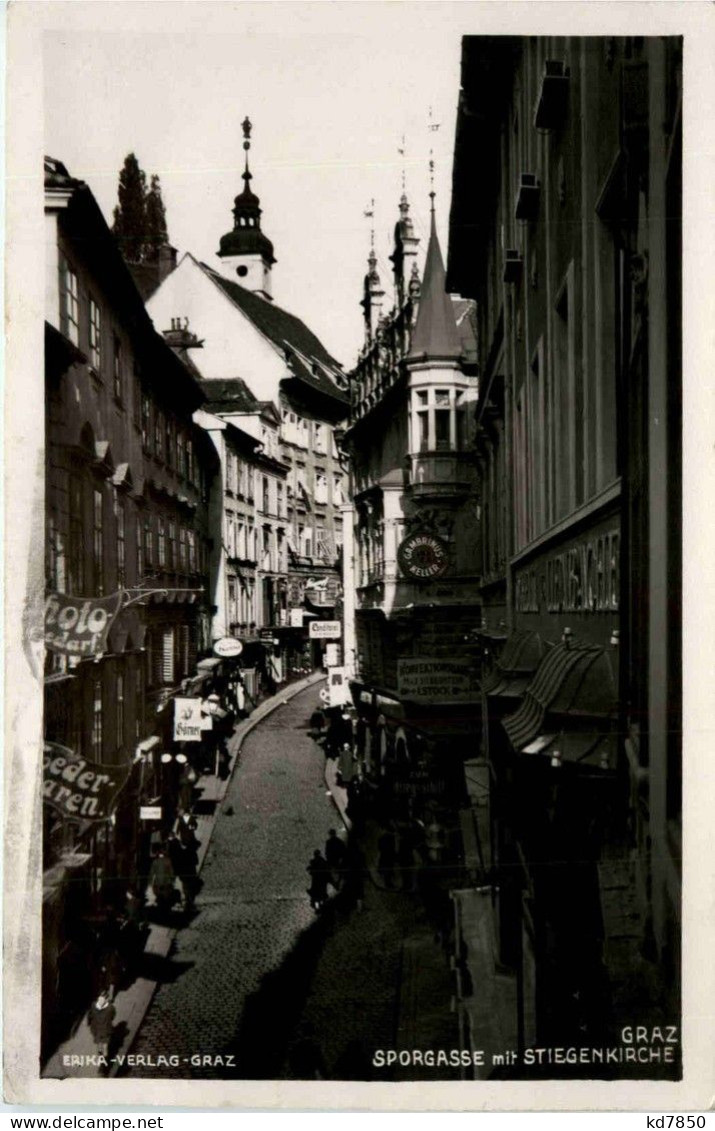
217, 117, 276, 301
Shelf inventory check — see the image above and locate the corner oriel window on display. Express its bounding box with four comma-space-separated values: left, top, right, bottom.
410, 386, 464, 454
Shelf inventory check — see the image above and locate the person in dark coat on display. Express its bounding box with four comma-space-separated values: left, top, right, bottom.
88, 992, 116, 1058
306, 850, 330, 912
324, 828, 347, 888
148, 845, 177, 913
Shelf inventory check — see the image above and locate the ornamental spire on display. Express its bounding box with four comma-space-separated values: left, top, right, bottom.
241, 115, 253, 190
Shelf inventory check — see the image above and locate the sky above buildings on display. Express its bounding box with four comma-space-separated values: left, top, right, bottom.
43, 3, 478, 370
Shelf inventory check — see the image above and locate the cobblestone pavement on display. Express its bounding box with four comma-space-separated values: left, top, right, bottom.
127, 683, 456, 1080
127, 683, 337, 1078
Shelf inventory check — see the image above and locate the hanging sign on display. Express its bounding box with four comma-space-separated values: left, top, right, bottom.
397, 532, 449, 580
44, 592, 123, 659
327, 666, 351, 707
139, 805, 162, 821
173, 697, 204, 742
43, 742, 130, 822
213, 637, 244, 659
309, 620, 342, 640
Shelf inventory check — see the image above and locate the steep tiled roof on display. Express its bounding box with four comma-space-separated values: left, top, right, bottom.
198, 261, 348, 404
199, 378, 261, 413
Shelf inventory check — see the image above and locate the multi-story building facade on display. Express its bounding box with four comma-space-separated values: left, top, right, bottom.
146, 120, 349, 648
343, 191, 479, 820
194, 381, 290, 641
447, 36, 681, 1063
43, 157, 218, 1053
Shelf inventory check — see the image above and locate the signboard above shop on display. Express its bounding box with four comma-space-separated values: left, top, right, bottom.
213, 637, 244, 659
397, 657, 477, 704
309, 620, 342, 640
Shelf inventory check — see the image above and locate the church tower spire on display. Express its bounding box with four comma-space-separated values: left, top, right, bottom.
217, 116, 276, 301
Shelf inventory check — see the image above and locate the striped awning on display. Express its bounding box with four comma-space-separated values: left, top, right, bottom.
502, 643, 617, 752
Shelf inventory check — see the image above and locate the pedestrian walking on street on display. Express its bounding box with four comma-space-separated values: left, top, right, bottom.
88, 991, 116, 1060
148, 844, 178, 914
306, 849, 330, 912
324, 828, 347, 889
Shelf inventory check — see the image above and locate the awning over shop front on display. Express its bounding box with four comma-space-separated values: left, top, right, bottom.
481, 629, 546, 699
502, 642, 618, 755
521, 730, 618, 773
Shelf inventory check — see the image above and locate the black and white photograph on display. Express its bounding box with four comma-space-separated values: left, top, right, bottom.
4, 0, 713, 1112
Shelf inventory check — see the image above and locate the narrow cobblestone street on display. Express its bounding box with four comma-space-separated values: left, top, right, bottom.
126, 683, 454, 1080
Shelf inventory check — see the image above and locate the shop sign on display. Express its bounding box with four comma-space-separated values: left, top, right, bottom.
44, 592, 123, 658
515, 529, 620, 615
173, 697, 204, 742
43, 742, 129, 822
397, 531, 449, 580
397, 657, 477, 704
139, 805, 162, 821
309, 620, 341, 640
213, 636, 244, 659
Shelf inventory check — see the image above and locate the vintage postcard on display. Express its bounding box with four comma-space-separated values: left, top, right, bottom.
4, 0, 714, 1112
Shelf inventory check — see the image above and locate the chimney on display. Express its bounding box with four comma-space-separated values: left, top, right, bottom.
158, 244, 178, 285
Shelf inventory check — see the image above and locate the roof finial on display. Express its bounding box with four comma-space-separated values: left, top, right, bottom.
398, 134, 407, 195
364, 198, 375, 250
428, 106, 440, 215
241, 115, 253, 188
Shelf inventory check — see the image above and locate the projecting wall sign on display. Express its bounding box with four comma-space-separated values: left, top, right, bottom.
397, 531, 449, 580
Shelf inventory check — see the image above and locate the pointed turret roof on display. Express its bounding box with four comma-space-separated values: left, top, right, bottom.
407, 211, 462, 361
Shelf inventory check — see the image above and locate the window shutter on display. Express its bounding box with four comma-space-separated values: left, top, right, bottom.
162, 628, 175, 684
